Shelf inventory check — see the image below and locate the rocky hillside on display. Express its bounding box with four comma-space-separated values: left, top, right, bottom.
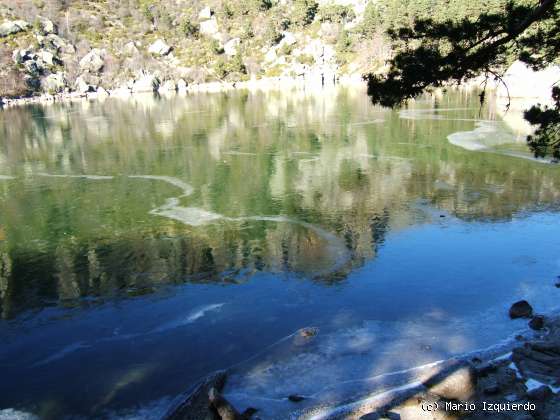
0, 0, 504, 99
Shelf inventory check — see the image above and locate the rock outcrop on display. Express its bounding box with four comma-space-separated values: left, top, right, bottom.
79, 49, 105, 73
42, 72, 66, 94
148, 39, 172, 56
131, 72, 160, 93
0, 20, 29, 37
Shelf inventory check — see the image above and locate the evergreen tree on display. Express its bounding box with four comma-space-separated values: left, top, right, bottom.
365, 0, 560, 158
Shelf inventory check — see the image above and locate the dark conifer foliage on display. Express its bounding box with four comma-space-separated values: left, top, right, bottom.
365, 0, 560, 158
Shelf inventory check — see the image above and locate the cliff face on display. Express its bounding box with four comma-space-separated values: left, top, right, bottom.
0, 0, 508, 99
0, 0, 381, 98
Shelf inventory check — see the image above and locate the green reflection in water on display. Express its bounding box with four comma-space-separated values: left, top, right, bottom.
0, 87, 559, 319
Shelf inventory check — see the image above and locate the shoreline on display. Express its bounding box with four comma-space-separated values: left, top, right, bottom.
0, 73, 506, 110
0, 74, 366, 109
163, 308, 560, 420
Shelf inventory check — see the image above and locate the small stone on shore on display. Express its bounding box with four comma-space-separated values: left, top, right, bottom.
509, 300, 533, 319
299, 327, 318, 338
529, 315, 545, 330
527, 385, 553, 401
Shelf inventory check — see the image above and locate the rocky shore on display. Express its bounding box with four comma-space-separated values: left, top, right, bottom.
161, 303, 560, 420
0, 72, 362, 109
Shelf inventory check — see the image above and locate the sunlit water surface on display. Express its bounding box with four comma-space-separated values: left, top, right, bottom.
1, 87, 560, 419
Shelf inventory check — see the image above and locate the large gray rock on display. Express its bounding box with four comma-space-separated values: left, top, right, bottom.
0, 20, 29, 37
37, 17, 57, 35
279, 31, 297, 47
158, 80, 177, 93
40, 34, 75, 54
512, 341, 560, 383
265, 47, 278, 63
24, 59, 44, 76
131, 73, 160, 93
79, 49, 105, 73
224, 38, 240, 57
12, 49, 34, 64
75, 76, 95, 94
199, 6, 213, 20
42, 72, 66, 94
37, 50, 55, 67
123, 41, 140, 56
200, 17, 219, 37
97, 86, 109, 97
177, 79, 188, 92
148, 39, 172, 56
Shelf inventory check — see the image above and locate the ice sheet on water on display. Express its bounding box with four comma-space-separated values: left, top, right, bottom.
298, 157, 320, 165
359, 154, 412, 162
30, 304, 226, 367
399, 108, 485, 122
31, 342, 91, 367
306, 381, 424, 420
349, 119, 385, 126
222, 321, 428, 418
0, 409, 39, 420
447, 122, 556, 163
224, 151, 257, 156
149, 199, 351, 274
152, 206, 225, 226
128, 175, 194, 197
37, 173, 114, 180
107, 398, 173, 420
447, 122, 511, 151
221, 312, 526, 419
151, 303, 225, 333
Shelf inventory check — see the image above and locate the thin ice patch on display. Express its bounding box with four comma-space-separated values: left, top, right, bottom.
224, 151, 257, 156
0, 409, 39, 420
128, 175, 194, 197
37, 173, 114, 180
32, 341, 91, 367
399, 107, 484, 121
152, 206, 224, 226
350, 119, 385, 126
152, 303, 225, 333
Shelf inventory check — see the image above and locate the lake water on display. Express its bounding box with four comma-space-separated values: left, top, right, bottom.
1, 87, 560, 419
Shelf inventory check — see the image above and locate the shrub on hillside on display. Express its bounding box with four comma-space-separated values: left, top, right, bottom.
291, 0, 318, 26
297, 53, 315, 65
213, 53, 247, 80
317, 4, 355, 24
181, 18, 199, 38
